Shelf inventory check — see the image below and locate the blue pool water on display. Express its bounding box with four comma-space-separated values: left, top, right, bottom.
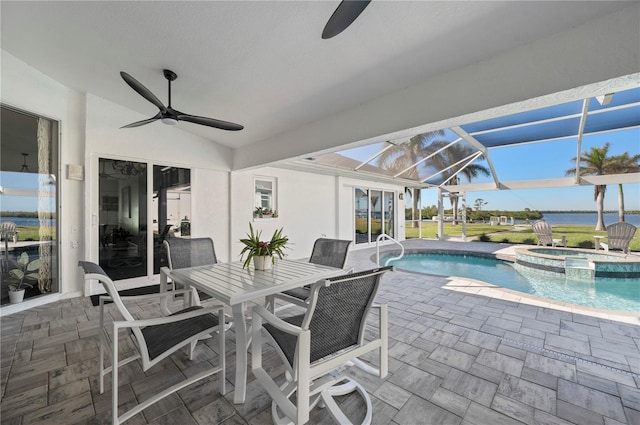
386, 253, 640, 312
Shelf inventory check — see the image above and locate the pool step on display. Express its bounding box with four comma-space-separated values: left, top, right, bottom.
565, 257, 595, 280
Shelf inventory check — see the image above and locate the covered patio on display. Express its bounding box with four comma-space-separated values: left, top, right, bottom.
2, 240, 639, 424
2, 2, 640, 424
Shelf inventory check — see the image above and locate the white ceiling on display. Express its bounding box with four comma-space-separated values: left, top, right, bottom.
0, 1, 633, 155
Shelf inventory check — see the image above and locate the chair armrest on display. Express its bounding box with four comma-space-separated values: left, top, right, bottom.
252, 305, 305, 336
97, 288, 195, 305
113, 305, 225, 329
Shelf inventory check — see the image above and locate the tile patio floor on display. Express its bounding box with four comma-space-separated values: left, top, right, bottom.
1, 240, 639, 424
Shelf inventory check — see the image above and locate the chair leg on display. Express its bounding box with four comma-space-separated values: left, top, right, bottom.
322, 378, 373, 425
189, 340, 197, 360
112, 324, 120, 425
218, 314, 226, 395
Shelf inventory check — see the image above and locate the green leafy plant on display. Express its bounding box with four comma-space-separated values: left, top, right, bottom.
7, 252, 42, 291
239, 222, 289, 268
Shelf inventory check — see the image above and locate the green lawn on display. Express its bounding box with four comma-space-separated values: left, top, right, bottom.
12, 222, 639, 252
405, 221, 639, 252
12, 226, 55, 242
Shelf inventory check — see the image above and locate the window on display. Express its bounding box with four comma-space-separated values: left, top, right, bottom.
1, 105, 59, 305
254, 177, 277, 217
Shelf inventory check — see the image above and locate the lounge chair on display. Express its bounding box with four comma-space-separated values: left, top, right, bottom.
597, 222, 637, 254
532, 220, 566, 247
0, 221, 18, 243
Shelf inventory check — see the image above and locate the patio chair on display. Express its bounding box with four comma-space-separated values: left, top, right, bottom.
78, 261, 226, 425
0, 221, 18, 243
599, 222, 637, 254
252, 266, 392, 425
162, 237, 219, 306
269, 238, 352, 310
532, 220, 566, 247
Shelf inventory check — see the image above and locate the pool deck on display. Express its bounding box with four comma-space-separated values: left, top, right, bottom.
1, 239, 639, 424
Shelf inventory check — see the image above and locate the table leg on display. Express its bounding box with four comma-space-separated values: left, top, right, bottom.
232, 303, 248, 404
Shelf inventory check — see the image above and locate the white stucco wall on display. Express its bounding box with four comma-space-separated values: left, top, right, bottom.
230, 167, 405, 263
230, 167, 337, 262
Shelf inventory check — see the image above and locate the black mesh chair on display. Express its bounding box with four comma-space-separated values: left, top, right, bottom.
79, 261, 226, 425
161, 237, 219, 308
270, 238, 352, 310
252, 266, 391, 425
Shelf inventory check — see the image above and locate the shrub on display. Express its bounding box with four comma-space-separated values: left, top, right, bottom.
478, 233, 491, 242
522, 237, 535, 245
577, 240, 595, 249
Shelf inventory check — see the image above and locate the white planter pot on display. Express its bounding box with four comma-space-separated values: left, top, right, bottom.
8, 289, 25, 303
253, 255, 272, 271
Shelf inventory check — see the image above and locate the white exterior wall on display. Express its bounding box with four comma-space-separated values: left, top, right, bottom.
230, 167, 337, 261
230, 168, 405, 263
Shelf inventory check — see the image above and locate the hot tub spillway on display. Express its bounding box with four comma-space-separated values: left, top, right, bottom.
564, 256, 595, 280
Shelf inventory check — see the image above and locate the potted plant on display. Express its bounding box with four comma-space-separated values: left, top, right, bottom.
6, 252, 42, 303
239, 222, 288, 270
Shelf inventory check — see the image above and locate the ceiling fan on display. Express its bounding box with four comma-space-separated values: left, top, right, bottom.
322, 0, 371, 39
120, 69, 243, 131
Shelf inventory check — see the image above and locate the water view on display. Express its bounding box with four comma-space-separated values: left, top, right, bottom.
538, 212, 640, 226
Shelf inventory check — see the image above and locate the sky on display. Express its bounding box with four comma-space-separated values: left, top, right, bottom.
0, 172, 56, 212
418, 127, 640, 212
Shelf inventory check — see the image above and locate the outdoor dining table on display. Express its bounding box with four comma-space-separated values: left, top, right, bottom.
160, 258, 345, 404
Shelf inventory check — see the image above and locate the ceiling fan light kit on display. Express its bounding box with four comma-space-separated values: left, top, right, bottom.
120, 69, 243, 131
161, 117, 178, 126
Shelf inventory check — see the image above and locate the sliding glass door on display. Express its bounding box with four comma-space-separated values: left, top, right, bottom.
354, 188, 395, 244
97, 159, 191, 280
98, 159, 148, 280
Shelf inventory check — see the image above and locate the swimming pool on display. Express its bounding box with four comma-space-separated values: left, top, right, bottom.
384, 251, 640, 312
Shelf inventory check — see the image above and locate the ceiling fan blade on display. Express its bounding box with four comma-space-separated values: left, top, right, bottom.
120, 113, 162, 129
176, 114, 244, 131
120, 72, 166, 111
322, 0, 371, 39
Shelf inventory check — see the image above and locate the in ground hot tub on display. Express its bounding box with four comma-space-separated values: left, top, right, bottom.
515, 247, 640, 280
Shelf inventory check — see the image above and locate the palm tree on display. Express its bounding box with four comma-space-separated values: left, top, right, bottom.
565, 143, 612, 231
427, 143, 490, 224
607, 152, 640, 222
377, 131, 447, 227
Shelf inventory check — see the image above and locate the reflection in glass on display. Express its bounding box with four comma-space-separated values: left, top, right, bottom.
153, 165, 190, 274
384, 191, 395, 238
98, 159, 147, 280
354, 188, 369, 244
371, 190, 383, 241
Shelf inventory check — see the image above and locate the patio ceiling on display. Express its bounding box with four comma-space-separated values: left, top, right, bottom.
282, 84, 640, 193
